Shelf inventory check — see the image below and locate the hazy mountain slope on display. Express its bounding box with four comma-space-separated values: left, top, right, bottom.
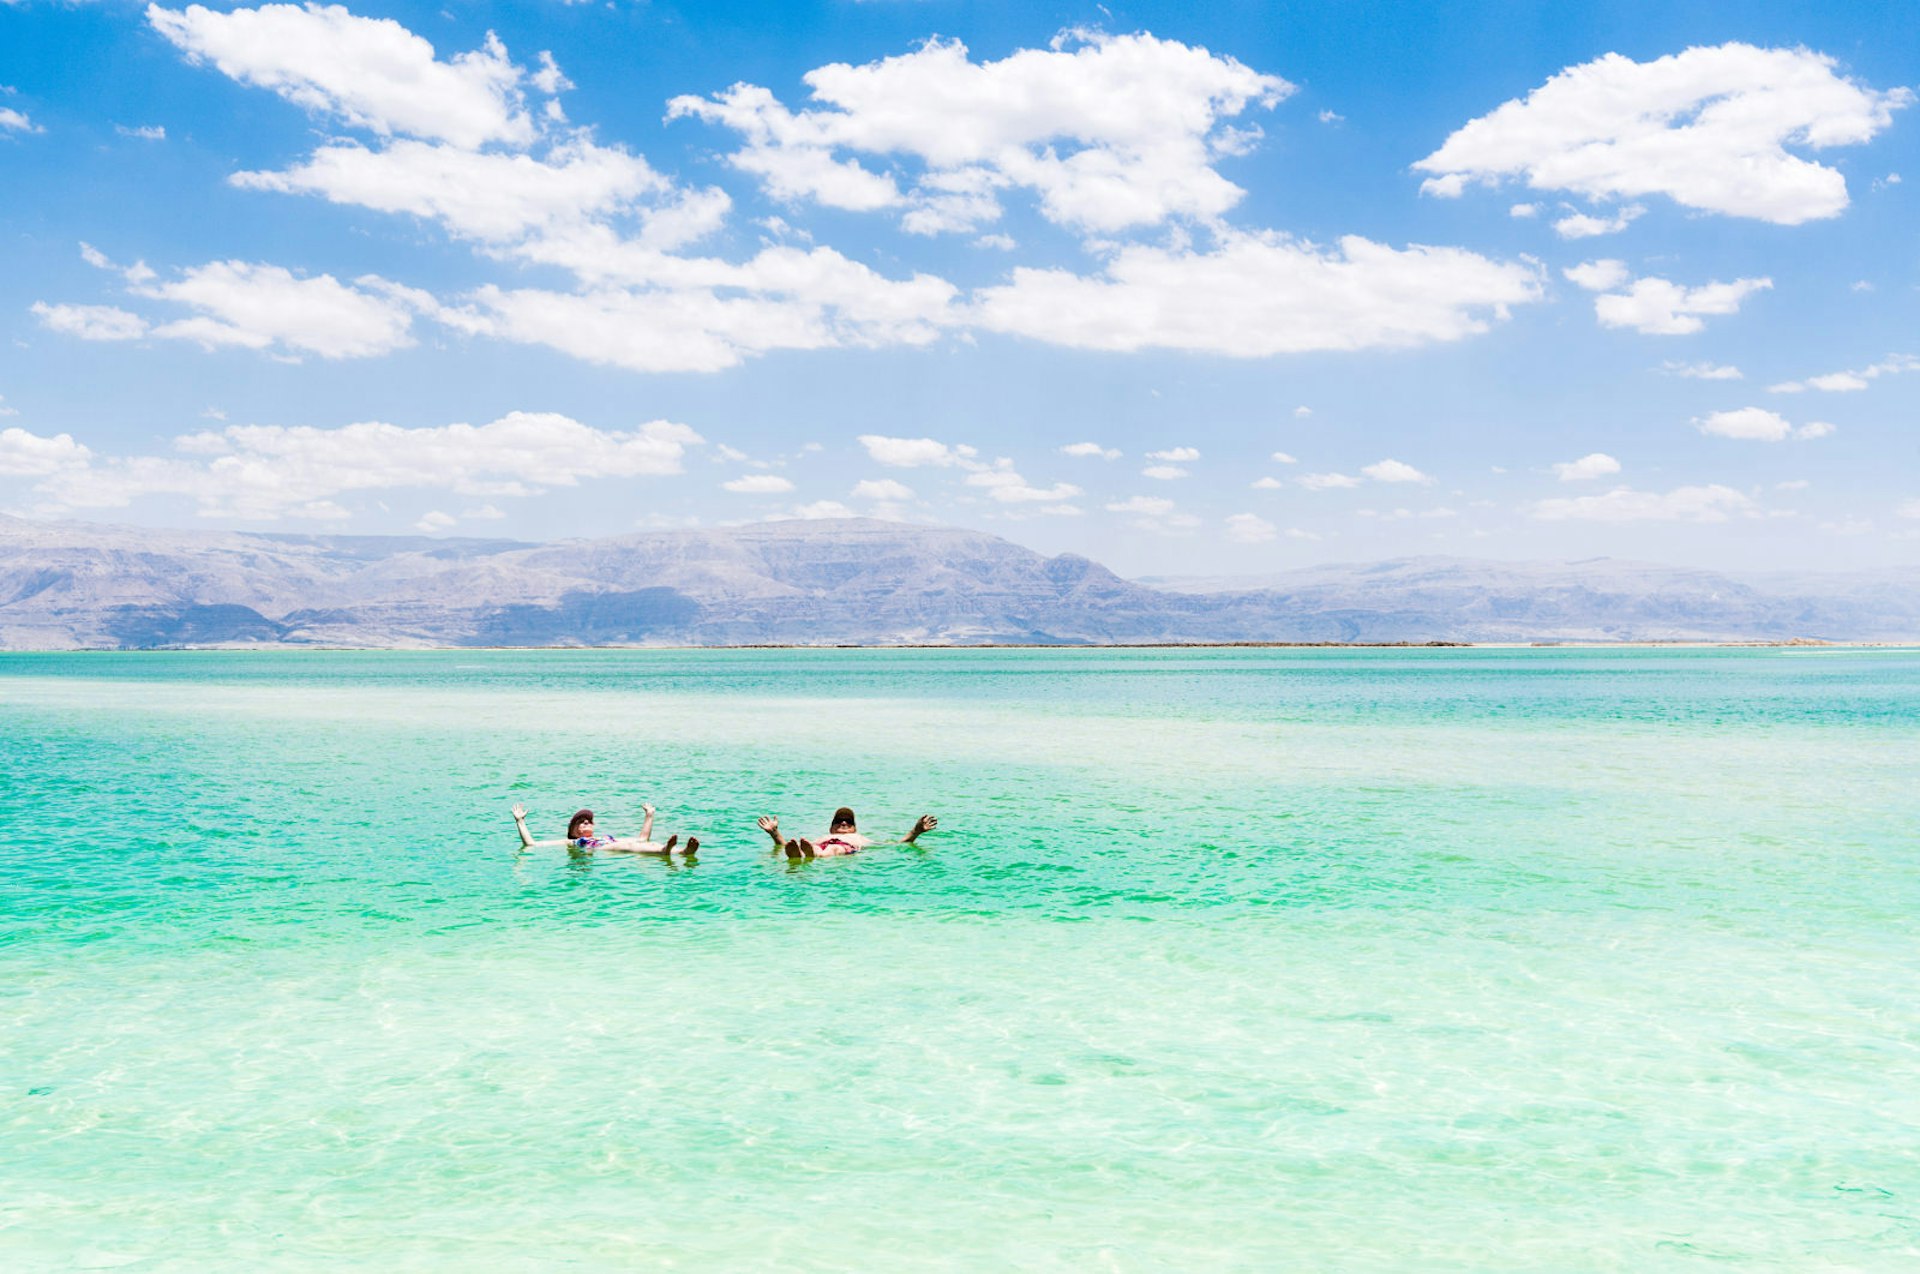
2, 515, 1915, 648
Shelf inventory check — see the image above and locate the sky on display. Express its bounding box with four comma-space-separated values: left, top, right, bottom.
0, 0, 1916, 576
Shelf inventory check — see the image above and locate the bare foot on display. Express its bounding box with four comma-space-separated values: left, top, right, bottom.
799, 838, 816, 858
661, 835, 678, 853
785, 839, 803, 859
682, 837, 699, 856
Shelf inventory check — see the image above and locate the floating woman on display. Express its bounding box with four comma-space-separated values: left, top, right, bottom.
513, 803, 699, 856
757, 807, 937, 858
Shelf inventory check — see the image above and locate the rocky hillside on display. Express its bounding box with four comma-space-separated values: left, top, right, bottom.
2, 515, 1915, 647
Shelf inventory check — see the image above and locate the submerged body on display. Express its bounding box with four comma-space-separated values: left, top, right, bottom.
513, 804, 698, 856
758, 807, 936, 859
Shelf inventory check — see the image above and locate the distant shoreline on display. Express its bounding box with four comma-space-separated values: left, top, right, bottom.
11, 638, 1919, 654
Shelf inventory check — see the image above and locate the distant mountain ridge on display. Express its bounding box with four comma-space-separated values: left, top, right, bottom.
2, 514, 1916, 648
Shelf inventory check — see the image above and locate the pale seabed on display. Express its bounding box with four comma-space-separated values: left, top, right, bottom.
3, 648, 1919, 1270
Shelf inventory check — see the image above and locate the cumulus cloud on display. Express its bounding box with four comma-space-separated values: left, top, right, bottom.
857, 434, 979, 468
147, 3, 535, 148
0, 427, 93, 476
1691, 407, 1838, 442
1361, 458, 1431, 484
973, 230, 1541, 355
415, 510, 456, 532
30, 302, 149, 341
1768, 352, 1918, 394
1662, 360, 1742, 380
1417, 43, 1912, 224
1224, 512, 1276, 542
137, 261, 428, 359
851, 477, 912, 500
1551, 452, 1621, 481
0, 107, 40, 133
31, 412, 701, 519
667, 31, 1292, 234
1298, 472, 1361, 490
1146, 446, 1200, 462
233, 136, 680, 244
1058, 441, 1120, 460
1562, 259, 1631, 292
964, 465, 1080, 504
1251, 476, 1286, 489
1529, 483, 1753, 522
1598, 276, 1771, 335
1553, 205, 1643, 238
1270, 450, 1298, 464
793, 499, 857, 520
722, 473, 795, 494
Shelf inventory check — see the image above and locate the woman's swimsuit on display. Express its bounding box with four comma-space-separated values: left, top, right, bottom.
574, 835, 617, 849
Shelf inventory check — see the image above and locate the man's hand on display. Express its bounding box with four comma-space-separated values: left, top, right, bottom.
512, 804, 528, 820
643, 803, 656, 815
913, 815, 938, 835
757, 815, 779, 834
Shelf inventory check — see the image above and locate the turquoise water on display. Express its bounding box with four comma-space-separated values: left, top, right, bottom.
4, 648, 1920, 1270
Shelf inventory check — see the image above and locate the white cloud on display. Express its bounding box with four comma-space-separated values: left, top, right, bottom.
0, 427, 92, 476
1146, 446, 1200, 462
1768, 353, 1918, 394
793, 499, 857, 520
1562, 259, 1631, 292
0, 106, 39, 133
1361, 458, 1431, 483
973, 230, 1540, 356
147, 2, 534, 147
965, 466, 1080, 503
1662, 360, 1742, 380
117, 124, 166, 140
464, 503, 506, 520
1553, 204, 1643, 238
1694, 407, 1793, 441
1551, 452, 1622, 481
32, 413, 700, 519
1593, 275, 1772, 335
1105, 495, 1174, 515
1251, 476, 1286, 489
1058, 441, 1120, 460
233, 136, 679, 245
1224, 512, 1276, 542
1270, 451, 1298, 464
1530, 484, 1754, 522
133, 261, 427, 359
851, 477, 913, 501
858, 434, 979, 468
1140, 464, 1188, 480
722, 474, 795, 494
30, 302, 149, 341
667, 32, 1293, 234
1795, 420, 1836, 440
1299, 472, 1361, 490
415, 510, 455, 532
1509, 202, 1539, 218
1416, 43, 1912, 224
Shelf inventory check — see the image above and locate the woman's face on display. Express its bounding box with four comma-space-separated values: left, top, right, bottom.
574, 818, 594, 839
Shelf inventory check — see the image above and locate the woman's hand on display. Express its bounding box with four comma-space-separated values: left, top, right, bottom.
643, 803, 656, 815
512, 804, 528, 820
914, 815, 938, 835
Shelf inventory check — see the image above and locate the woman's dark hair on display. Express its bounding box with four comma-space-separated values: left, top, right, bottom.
567, 809, 595, 840
831, 806, 856, 831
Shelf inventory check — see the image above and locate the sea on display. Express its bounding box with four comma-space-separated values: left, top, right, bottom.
4, 647, 1919, 1270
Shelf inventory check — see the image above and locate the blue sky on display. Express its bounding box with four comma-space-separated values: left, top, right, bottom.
0, 0, 1915, 575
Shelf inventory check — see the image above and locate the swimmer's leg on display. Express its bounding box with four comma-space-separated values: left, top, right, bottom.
661, 835, 678, 854
682, 837, 699, 857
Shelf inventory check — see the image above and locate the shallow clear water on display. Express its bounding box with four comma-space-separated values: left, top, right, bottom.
4, 648, 1920, 1270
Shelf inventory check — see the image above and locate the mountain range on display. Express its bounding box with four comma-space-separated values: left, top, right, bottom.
2, 514, 1916, 648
